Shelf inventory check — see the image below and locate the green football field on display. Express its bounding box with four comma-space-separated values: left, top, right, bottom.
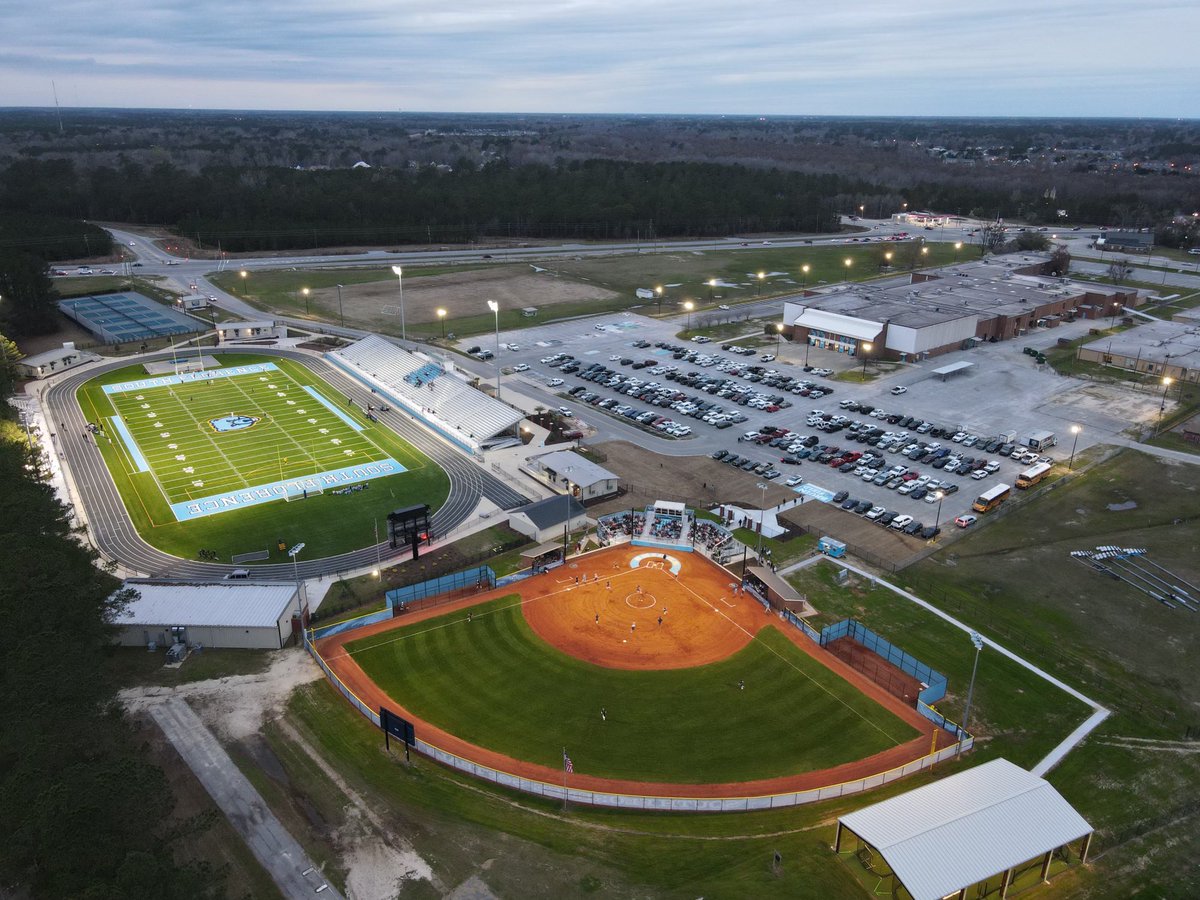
77, 355, 450, 561
345, 596, 920, 783
102, 360, 391, 509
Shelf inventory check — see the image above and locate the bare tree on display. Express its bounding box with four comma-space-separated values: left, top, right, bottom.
1047, 247, 1071, 276
1107, 258, 1133, 285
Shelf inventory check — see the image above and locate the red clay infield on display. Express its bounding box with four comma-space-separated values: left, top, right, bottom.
316, 545, 946, 799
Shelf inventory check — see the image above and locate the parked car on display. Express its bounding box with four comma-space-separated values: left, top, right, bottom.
955, 514, 978, 528
890, 386, 908, 395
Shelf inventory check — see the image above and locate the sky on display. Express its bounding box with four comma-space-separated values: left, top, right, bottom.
3, 0, 1199, 118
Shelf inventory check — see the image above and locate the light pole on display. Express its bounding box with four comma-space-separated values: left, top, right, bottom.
487, 299, 501, 399
934, 490, 945, 526
1109, 301, 1121, 328
801, 264, 810, 288
755, 482, 768, 562
390, 265, 406, 341
1068, 425, 1081, 470
561, 465, 574, 559
775, 322, 783, 357
757, 271, 766, 297
844, 257, 853, 280
1157, 376, 1173, 434
336, 283, 345, 327
300, 287, 310, 315
655, 285, 664, 315
288, 542, 307, 644
707, 278, 716, 303
921, 246, 929, 264
860, 341, 872, 381
684, 300, 694, 332
883, 251, 893, 271
239, 270, 248, 295
436, 307, 447, 339
954, 241, 963, 263
961, 631, 984, 738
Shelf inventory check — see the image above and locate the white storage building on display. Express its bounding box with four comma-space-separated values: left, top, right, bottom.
111, 580, 301, 650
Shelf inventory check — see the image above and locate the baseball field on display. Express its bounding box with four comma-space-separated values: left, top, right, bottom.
319, 546, 937, 792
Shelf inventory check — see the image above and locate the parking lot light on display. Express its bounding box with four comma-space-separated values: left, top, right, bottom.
684, 300, 695, 331
801, 263, 811, 288
1069, 424, 1081, 470
757, 271, 766, 297
436, 307, 447, 338
1157, 377, 1173, 434
655, 285, 664, 314
954, 241, 963, 263
934, 490, 945, 525
860, 341, 872, 381
707, 279, 716, 302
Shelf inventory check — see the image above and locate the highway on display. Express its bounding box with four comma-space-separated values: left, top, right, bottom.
45, 346, 530, 579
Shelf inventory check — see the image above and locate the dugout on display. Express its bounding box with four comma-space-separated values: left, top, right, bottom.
835, 758, 1093, 900
520, 541, 565, 573
744, 565, 813, 615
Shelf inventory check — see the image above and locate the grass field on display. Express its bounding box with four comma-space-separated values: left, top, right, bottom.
213, 240, 967, 338
344, 595, 918, 783
77, 354, 450, 561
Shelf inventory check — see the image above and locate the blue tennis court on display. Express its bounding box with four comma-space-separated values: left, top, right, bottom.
59, 292, 204, 343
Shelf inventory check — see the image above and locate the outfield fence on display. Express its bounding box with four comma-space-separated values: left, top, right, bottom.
821, 619, 948, 706
306, 625, 972, 810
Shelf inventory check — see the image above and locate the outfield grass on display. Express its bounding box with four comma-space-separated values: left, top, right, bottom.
76, 354, 450, 562
344, 595, 918, 783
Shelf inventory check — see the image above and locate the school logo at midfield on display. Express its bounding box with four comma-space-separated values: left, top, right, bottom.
209, 413, 260, 433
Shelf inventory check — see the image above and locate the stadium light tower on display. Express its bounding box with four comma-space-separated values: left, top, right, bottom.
336, 284, 345, 328
288, 542, 307, 643
300, 286, 310, 315
487, 300, 501, 399
961, 631, 985, 738
390, 266, 407, 342
436, 307, 447, 339
755, 482, 769, 563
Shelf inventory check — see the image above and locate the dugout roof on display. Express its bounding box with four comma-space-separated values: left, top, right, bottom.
746, 566, 803, 603
520, 541, 565, 561
838, 758, 1092, 900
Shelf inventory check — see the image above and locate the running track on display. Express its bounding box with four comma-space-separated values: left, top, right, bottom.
44, 347, 530, 579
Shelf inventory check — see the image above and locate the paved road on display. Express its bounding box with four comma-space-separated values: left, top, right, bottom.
45, 346, 530, 579
148, 697, 344, 899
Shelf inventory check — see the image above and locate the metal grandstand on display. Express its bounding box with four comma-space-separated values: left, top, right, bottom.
59, 292, 204, 343
325, 335, 524, 452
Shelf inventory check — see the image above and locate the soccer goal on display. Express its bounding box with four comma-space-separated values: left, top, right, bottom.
283, 483, 323, 501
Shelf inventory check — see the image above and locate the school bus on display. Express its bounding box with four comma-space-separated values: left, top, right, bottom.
972, 483, 1012, 513
1016, 462, 1052, 489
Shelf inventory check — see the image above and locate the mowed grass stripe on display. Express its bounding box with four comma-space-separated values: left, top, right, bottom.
345, 597, 918, 783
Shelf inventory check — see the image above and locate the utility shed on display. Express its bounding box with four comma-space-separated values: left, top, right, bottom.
111, 580, 301, 650
835, 758, 1093, 900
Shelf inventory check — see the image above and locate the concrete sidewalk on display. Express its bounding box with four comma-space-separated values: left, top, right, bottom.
149, 697, 343, 899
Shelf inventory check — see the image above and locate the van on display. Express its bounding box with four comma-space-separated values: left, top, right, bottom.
223, 569, 250, 580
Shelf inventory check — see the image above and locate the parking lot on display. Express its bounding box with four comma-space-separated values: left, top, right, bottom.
458, 310, 1168, 528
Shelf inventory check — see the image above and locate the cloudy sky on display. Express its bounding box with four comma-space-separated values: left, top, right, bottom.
4, 0, 1198, 117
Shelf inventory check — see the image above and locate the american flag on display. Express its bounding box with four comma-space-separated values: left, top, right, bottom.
562, 749, 574, 774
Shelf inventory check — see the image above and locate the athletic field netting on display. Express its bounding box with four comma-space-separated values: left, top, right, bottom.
99, 361, 405, 521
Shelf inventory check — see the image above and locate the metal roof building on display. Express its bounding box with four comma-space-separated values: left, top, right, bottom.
835, 758, 1093, 900
112, 580, 301, 650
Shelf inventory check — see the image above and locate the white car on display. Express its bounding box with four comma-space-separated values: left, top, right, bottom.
952, 432, 967, 442
970, 469, 989, 480
548, 378, 564, 387
718, 304, 731, 310
890, 386, 908, 395
984, 460, 1001, 473
865, 505, 886, 520
785, 476, 804, 486
512, 363, 529, 372
557, 407, 574, 417
890, 514, 914, 530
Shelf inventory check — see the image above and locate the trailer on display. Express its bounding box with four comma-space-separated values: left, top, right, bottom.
817, 536, 847, 559
1026, 430, 1057, 451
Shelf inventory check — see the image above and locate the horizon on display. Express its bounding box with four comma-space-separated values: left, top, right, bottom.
4, 1, 1198, 119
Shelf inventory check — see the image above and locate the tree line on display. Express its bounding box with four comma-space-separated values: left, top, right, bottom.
0, 401, 226, 898
0, 157, 853, 251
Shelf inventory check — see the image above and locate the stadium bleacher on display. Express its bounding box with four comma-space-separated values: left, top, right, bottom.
327, 335, 524, 450
59, 292, 203, 343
